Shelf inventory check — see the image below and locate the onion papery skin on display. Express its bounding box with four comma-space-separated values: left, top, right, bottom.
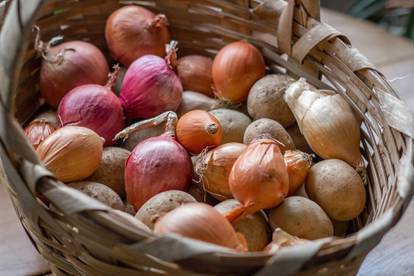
177, 55, 213, 96
105, 6, 170, 66
212, 41, 265, 104
58, 84, 125, 146
125, 133, 193, 210
40, 41, 109, 108
154, 202, 247, 251
227, 138, 289, 220
24, 119, 56, 149
120, 55, 183, 121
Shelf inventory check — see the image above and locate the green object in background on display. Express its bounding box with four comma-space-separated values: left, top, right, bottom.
348, 0, 414, 40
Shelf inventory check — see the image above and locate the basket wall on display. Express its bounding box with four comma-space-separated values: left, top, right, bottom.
0, 0, 412, 275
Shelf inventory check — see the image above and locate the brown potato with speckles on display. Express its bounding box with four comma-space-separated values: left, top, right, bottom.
69, 181, 125, 211
269, 196, 333, 240
135, 190, 196, 229
243, 118, 295, 152
306, 159, 366, 221
247, 74, 295, 127
210, 108, 251, 144
215, 199, 270, 251
89, 147, 130, 198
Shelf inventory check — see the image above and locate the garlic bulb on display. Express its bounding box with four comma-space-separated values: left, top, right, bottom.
284, 78, 361, 167
37, 126, 104, 182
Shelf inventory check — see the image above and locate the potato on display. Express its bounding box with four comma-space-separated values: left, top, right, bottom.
187, 181, 219, 205
210, 108, 251, 144
69, 181, 125, 211
177, 91, 220, 117
111, 209, 151, 232
287, 124, 313, 153
247, 74, 295, 127
292, 185, 309, 198
121, 122, 165, 151
269, 196, 333, 240
215, 199, 270, 251
135, 190, 196, 229
306, 159, 366, 221
243, 118, 295, 152
89, 147, 130, 198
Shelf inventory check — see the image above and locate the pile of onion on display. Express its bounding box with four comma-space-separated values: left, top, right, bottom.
212, 41, 265, 104
105, 5, 170, 66
115, 112, 193, 210
225, 138, 289, 221
34, 26, 109, 108
120, 41, 182, 121
57, 66, 125, 146
154, 202, 247, 252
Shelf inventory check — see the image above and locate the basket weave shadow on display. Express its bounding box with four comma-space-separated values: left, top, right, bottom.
0, 0, 413, 275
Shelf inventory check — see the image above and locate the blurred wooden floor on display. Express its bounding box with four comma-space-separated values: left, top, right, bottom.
0, 8, 413, 276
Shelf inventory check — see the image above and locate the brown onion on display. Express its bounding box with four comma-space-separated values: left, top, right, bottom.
195, 143, 247, 201
24, 119, 56, 149
226, 138, 289, 221
154, 202, 247, 251
212, 41, 265, 104
37, 126, 103, 182
284, 150, 312, 196
105, 6, 170, 66
34, 27, 109, 108
177, 55, 214, 96
176, 110, 222, 154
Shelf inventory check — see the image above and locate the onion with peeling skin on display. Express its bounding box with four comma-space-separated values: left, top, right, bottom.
24, 119, 56, 149
105, 5, 170, 66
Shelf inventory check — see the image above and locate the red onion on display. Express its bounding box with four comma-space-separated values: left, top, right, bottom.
120, 43, 182, 121
57, 69, 124, 146
105, 5, 170, 66
24, 119, 56, 149
119, 112, 192, 209
37, 34, 109, 108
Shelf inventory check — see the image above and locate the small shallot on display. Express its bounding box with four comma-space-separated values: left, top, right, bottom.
284, 150, 312, 196
24, 119, 56, 149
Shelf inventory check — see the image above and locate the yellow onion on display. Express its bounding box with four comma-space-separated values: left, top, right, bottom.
24, 119, 56, 149
225, 138, 289, 221
37, 126, 103, 182
176, 110, 222, 154
154, 202, 247, 251
284, 78, 362, 167
212, 41, 265, 104
284, 150, 312, 196
195, 143, 247, 200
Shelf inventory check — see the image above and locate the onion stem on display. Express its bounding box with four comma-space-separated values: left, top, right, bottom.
114, 111, 177, 142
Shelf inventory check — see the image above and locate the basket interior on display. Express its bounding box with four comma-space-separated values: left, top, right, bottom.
8, 0, 410, 274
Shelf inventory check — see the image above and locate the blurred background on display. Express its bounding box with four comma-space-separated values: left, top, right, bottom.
322, 0, 414, 40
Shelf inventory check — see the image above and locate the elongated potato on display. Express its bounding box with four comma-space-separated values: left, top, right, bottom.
89, 147, 130, 198
69, 181, 125, 211
306, 159, 366, 221
135, 190, 196, 229
243, 118, 295, 152
247, 74, 295, 127
210, 108, 251, 144
215, 199, 270, 251
177, 91, 220, 117
269, 196, 333, 240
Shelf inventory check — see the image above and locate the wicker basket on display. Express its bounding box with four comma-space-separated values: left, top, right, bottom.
0, 0, 413, 275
